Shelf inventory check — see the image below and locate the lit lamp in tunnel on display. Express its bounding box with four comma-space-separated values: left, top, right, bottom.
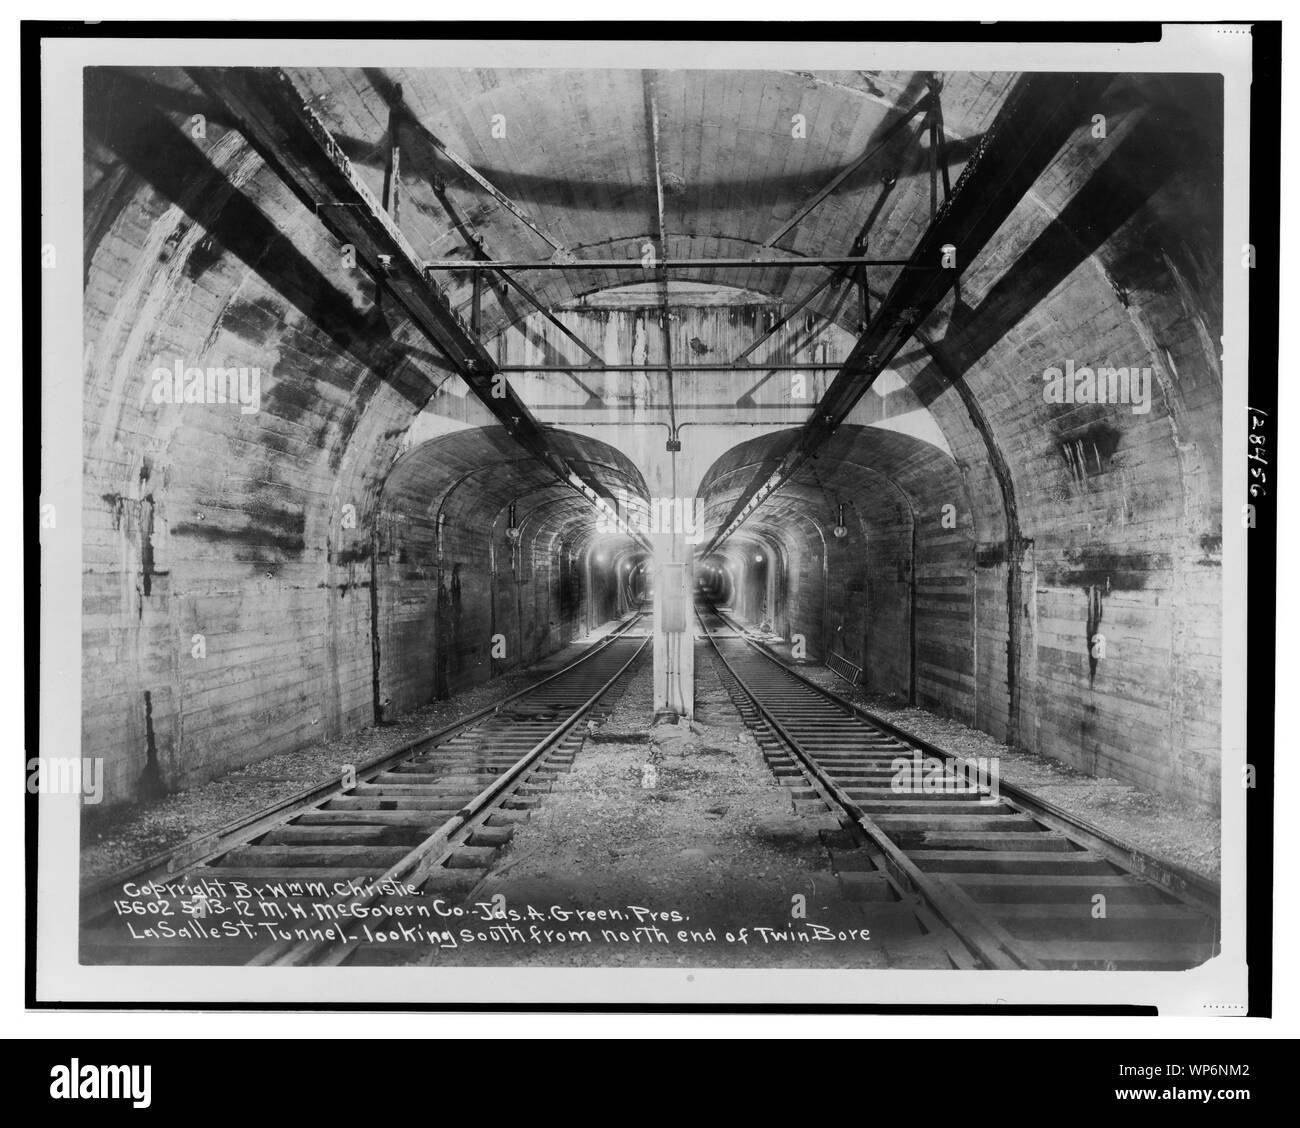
754, 553, 764, 563
832, 503, 848, 540
504, 502, 521, 542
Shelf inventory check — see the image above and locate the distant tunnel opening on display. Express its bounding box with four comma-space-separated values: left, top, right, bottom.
373, 427, 650, 717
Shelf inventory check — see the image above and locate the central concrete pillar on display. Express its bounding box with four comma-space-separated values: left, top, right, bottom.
652, 532, 694, 719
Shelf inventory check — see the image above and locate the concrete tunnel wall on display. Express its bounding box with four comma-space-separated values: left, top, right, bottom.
374, 426, 648, 715
81, 76, 646, 808
684, 78, 1226, 812
700, 425, 980, 723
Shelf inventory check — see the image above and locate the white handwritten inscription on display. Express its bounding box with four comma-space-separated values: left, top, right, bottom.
108, 880, 871, 951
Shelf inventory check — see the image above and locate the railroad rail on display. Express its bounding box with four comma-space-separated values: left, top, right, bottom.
699, 603, 1220, 971
80, 611, 651, 967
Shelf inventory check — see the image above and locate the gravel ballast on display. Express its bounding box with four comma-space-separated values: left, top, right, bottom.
80, 622, 628, 884
438, 643, 943, 969
741, 620, 1221, 882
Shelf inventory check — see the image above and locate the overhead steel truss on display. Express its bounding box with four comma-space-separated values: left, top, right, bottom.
190, 67, 652, 550
705, 70, 1115, 553
192, 65, 1111, 562
423, 81, 952, 376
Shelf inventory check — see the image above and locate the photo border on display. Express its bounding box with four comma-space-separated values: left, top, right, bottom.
26, 17, 1277, 1014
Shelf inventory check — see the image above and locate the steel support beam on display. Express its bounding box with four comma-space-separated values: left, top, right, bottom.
487, 266, 608, 367
644, 70, 690, 716
374, 81, 571, 258
706, 71, 1114, 552
758, 92, 934, 250
731, 271, 843, 364
190, 67, 649, 550
644, 70, 679, 452
422, 177, 606, 368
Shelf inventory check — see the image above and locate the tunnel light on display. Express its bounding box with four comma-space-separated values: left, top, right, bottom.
754, 553, 764, 563
832, 503, 848, 539
595, 552, 607, 564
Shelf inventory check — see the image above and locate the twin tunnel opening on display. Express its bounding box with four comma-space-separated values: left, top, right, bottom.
371, 419, 972, 729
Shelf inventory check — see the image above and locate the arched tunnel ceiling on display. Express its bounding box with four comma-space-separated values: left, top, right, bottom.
382, 424, 651, 558
296, 66, 1016, 331
123, 67, 1214, 343
697, 424, 970, 550
83, 65, 1224, 568
104, 66, 1017, 341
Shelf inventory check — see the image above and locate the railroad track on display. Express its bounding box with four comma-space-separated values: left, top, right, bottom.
81, 611, 651, 967
700, 603, 1220, 971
